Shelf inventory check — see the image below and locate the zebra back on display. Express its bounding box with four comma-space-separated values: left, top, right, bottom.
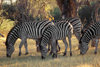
6, 20, 53, 46
66, 17, 82, 33
41, 20, 73, 42
54, 17, 82, 40
80, 22, 100, 43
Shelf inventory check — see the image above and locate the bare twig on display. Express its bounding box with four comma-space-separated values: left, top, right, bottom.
0, 33, 4, 37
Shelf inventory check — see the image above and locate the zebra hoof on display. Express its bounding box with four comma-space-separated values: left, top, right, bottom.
63, 52, 66, 56
19, 52, 21, 56
70, 53, 72, 56
52, 54, 57, 58
7, 54, 11, 58
49, 51, 53, 56
41, 56, 45, 59
25, 52, 28, 55
94, 52, 97, 54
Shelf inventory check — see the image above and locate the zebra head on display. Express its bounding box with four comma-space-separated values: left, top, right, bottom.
79, 40, 89, 55
39, 33, 50, 59
40, 44, 48, 59
5, 38, 15, 58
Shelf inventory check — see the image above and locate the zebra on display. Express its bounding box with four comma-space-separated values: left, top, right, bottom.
39, 21, 73, 59
79, 22, 100, 55
53, 17, 82, 49
34, 17, 81, 54
5, 20, 54, 57
81, 22, 99, 47
46, 17, 82, 56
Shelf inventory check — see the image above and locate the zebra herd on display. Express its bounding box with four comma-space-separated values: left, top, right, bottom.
5, 17, 100, 59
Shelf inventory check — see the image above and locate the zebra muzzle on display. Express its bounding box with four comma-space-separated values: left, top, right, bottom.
41, 56, 45, 59
7, 54, 11, 58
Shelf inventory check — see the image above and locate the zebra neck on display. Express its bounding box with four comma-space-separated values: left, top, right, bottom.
82, 30, 94, 43
7, 29, 19, 46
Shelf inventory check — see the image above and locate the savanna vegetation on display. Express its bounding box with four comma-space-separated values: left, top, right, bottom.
0, 36, 100, 67
0, 0, 100, 67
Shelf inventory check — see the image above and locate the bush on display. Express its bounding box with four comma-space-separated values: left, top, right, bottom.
50, 7, 61, 20
2, 4, 17, 21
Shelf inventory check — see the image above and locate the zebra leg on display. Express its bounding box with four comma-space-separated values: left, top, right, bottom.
74, 32, 81, 49
62, 38, 68, 56
56, 40, 61, 52
94, 39, 99, 54
48, 40, 51, 52
91, 39, 96, 47
49, 40, 59, 56
49, 44, 53, 56
48, 40, 53, 56
51, 39, 57, 58
19, 40, 24, 56
68, 35, 72, 56
36, 39, 41, 52
24, 40, 28, 55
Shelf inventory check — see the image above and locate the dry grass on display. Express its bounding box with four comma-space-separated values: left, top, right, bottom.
0, 35, 100, 67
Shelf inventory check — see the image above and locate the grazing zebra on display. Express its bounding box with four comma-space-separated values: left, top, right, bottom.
40, 21, 73, 59
37, 17, 82, 54
5, 20, 53, 57
81, 20, 100, 47
79, 22, 100, 55
51, 17, 82, 50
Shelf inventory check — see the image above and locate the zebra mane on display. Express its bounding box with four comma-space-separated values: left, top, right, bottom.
5, 26, 16, 46
5, 23, 21, 46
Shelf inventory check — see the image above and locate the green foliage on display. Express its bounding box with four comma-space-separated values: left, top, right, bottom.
1, 0, 58, 21
50, 7, 61, 20
78, 5, 92, 24
2, 4, 17, 21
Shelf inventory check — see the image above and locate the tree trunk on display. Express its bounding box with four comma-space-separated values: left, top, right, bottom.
56, 0, 77, 18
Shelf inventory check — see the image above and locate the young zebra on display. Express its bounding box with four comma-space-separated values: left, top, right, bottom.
5, 20, 53, 57
39, 21, 73, 59
79, 22, 100, 55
